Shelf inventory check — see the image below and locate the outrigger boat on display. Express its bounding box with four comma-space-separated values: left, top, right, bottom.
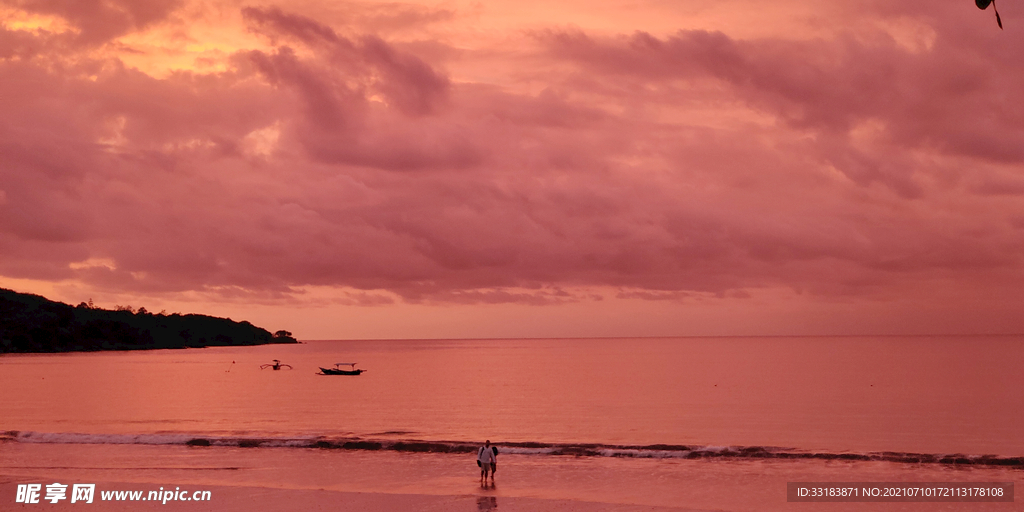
317, 363, 365, 376
260, 359, 292, 370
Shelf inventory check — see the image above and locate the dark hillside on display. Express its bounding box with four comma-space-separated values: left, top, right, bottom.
0, 288, 298, 353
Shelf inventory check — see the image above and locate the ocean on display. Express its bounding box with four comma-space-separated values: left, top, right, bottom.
2, 336, 1021, 510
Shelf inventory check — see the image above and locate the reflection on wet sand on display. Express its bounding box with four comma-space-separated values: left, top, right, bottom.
477, 495, 498, 511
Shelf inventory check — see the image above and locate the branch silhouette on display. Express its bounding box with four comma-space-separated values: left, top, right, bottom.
976, 0, 1003, 29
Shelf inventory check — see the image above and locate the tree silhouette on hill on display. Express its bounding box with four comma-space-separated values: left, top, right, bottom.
0, 288, 298, 353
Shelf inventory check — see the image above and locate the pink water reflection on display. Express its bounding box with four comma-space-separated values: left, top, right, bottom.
1, 336, 1021, 455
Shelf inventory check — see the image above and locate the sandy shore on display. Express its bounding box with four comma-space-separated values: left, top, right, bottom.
3, 482, 697, 512
2, 441, 1019, 511
0, 442, 716, 511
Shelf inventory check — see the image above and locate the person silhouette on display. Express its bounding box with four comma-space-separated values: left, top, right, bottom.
477, 440, 495, 483
490, 444, 498, 478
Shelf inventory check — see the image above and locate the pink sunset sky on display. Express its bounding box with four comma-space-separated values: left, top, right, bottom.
1, 0, 1022, 339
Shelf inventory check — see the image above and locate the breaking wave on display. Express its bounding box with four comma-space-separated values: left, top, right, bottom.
2, 430, 1021, 468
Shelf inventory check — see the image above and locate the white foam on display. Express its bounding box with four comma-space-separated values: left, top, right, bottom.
16, 431, 195, 445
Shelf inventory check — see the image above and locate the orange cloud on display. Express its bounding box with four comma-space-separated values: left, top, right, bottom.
2, 0, 1023, 337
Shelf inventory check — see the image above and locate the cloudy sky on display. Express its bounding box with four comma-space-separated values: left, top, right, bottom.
1, 0, 1022, 339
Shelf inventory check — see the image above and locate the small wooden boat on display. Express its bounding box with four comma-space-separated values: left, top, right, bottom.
317, 363, 365, 375
260, 359, 292, 370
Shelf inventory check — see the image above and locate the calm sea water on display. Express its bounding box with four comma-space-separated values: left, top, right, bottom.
1, 336, 1022, 457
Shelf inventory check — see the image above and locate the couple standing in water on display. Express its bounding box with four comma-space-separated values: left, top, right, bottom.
477, 440, 498, 484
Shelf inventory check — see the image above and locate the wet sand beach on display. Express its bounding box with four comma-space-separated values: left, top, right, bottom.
2, 441, 1021, 511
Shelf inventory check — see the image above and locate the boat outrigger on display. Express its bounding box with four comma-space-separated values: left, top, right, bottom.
317, 363, 365, 376
260, 359, 292, 370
